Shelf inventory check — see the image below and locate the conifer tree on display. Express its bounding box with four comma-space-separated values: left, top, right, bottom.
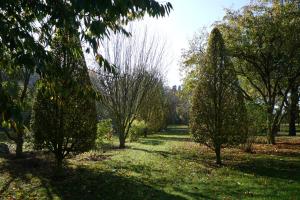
190, 28, 247, 165
31, 30, 97, 169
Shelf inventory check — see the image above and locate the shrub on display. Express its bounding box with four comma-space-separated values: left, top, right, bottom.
242, 103, 267, 153
129, 120, 147, 142
95, 119, 113, 148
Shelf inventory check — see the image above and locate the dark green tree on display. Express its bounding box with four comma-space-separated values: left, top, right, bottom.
190, 28, 248, 165
31, 30, 97, 169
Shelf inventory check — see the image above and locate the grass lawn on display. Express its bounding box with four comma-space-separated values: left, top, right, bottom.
0, 125, 299, 200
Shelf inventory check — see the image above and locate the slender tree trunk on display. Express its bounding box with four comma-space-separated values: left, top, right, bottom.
15, 132, 24, 158
56, 157, 63, 169
143, 128, 148, 138
267, 125, 276, 145
289, 85, 298, 136
54, 153, 64, 176
267, 105, 276, 145
215, 145, 222, 165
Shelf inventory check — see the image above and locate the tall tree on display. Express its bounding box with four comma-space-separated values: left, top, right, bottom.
190, 28, 247, 165
31, 30, 97, 169
93, 28, 168, 148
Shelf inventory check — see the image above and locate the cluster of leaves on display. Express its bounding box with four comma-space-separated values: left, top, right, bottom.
96, 119, 113, 148
129, 120, 148, 142
138, 81, 170, 132
0, 0, 172, 74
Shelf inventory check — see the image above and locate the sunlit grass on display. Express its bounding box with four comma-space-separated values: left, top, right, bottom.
0, 126, 299, 199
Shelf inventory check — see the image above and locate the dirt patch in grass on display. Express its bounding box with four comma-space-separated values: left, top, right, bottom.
252, 137, 300, 157
75, 151, 112, 162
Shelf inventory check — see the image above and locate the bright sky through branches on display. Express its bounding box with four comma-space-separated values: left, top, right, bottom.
85, 0, 250, 86
141, 0, 250, 86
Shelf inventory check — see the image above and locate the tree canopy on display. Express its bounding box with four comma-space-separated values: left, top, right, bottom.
217, 1, 300, 144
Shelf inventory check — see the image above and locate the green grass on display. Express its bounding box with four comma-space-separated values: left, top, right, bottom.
0, 126, 300, 199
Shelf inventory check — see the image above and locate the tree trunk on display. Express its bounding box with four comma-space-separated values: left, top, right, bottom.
267, 126, 276, 145
289, 85, 298, 136
267, 106, 276, 145
55, 154, 64, 176
143, 128, 148, 138
56, 157, 63, 169
215, 145, 222, 165
55, 155, 63, 172
15, 133, 24, 158
119, 134, 126, 149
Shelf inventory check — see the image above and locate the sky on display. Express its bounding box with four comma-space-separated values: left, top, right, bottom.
138, 0, 251, 86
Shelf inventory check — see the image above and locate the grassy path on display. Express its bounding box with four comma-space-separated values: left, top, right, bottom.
0, 125, 300, 199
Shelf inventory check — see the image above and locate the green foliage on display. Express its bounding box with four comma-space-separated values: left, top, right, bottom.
180, 28, 208, 95
31, 30, 97, 167
0, 0, 172, 73
138, 81, 170, 132
96, 119, 113, 148
0, 50, 34, 157
246, 103, 267, 136
242, 103, 267, 152
129, 120, 148, 142
218, 1, 300, 144
190, 28, 248, 164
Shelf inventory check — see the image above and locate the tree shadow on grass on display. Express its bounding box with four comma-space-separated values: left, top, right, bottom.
149, 135, 191, 142
172, 180, 299, 200
130, 147, 175, 158
0, 153, 186, 200
138, 139, 165, 146
165, 126, 188, 134
232, 157, 300, 182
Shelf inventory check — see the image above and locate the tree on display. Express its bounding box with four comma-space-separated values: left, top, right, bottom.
288, 83, 299, 136
93, 28, 167, 148
0, 49, 34, 158
218, 1, 300, 144
179, 29, 209, 125
138, 80, 170, 133
190, 28, 248, 165
31, 30, 97, 169
180, 28, 208, 95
